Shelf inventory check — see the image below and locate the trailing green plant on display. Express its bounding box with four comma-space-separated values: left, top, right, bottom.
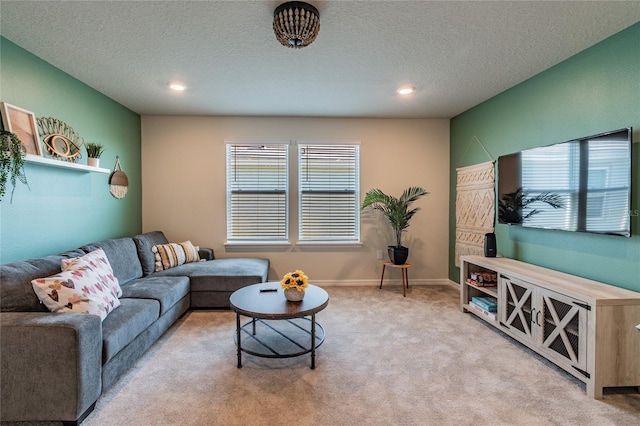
85, 142, 106, 158
361, 186, 428, 247
498, 187, 565, 224
0, 130, 29, 203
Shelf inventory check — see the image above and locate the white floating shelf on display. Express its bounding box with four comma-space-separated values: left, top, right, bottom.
25, 154, 111, 174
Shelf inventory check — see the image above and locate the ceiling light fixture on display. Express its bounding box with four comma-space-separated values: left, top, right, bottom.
273, 1, 320, 49
168, 82, 186, 91
397, 86, 416, 95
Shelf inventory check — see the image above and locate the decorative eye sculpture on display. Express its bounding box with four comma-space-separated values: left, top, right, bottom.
37, 117, 83, 163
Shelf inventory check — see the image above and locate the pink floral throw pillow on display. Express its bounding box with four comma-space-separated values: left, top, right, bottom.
61, 248, 122, 297
31, 268, 120, 321
31, 248, 122, 321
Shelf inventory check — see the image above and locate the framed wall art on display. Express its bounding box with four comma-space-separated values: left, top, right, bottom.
0, 102, 42, 156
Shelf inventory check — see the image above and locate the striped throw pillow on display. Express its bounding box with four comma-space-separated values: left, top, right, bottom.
151, 241, 200, 271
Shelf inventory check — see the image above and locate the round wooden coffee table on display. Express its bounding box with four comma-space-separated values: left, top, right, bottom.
229, 282, 329, 369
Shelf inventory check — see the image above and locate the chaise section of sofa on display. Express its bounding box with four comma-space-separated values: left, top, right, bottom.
184, 258, 270, 308
132, 231, 270, 308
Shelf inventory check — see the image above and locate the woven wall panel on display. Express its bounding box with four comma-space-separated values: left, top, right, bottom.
455, 161, 495, 267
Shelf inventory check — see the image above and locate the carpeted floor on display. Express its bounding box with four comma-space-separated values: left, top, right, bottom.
12, 285, 640, 425
78, 285, 640, 426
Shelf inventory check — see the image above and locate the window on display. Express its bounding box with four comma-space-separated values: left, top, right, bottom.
521, 142, 579, 230
226, 141, 360, 244
226, 143, 288, 241
298, 143, 360, 242
521, 138, 630, 233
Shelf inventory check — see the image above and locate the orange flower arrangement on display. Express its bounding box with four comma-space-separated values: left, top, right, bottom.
280, 270, 309, 292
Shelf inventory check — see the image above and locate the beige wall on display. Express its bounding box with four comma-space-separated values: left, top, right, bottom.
141, 116, 450, 285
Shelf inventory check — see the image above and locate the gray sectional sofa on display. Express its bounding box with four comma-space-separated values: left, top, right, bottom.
0, 231, 269, 425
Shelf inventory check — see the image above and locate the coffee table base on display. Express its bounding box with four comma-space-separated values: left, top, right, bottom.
234, 315, 325, 369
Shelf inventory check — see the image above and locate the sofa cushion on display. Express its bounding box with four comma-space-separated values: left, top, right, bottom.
121, 276, 190, 316
152, 241, 200, 272
0, 249, 86, 312
81, 237, 142, 285
61, 248, 123, 297
31, 265, 121, 321
101, 298, 159, 364
132, 231, 169, 276
154, 258, 270, 292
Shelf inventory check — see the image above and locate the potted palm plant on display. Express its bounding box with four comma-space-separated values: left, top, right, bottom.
0, 130, 28, 203
85, 142, 105, 167
361, 186, 428, 264
498, 187, 564, 224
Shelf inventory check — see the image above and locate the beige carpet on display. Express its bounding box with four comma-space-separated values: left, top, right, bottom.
29, 286, 640, 425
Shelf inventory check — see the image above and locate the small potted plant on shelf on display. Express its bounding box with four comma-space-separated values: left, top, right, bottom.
361, 186, 428, 265
0, 130, 29, 203
85, 142, 105, 168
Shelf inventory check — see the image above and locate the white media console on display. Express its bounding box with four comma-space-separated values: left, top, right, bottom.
460, 255, 640, 399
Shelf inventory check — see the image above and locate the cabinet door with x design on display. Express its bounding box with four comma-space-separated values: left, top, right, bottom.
500, 275, 535, 344
500, 275, 589, 375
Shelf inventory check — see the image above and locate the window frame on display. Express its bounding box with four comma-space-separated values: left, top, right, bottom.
225, 141, 290, 245
225, 140, 362, 248
297, 141, 361, 244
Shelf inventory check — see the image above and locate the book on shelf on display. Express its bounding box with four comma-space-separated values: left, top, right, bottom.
468, 271, 497, 286
471, 295, 497, 307
468, 301, 498, 320
466, 278, 497, 288
471, 296, 497, 312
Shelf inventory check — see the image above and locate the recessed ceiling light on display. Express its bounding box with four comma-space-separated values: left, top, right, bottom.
168, 82, 186, 91
397, 85, 415, 95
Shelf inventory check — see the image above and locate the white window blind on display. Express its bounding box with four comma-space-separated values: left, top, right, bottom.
521, 138, 630, 233
226, 143, 288, 241
521, 143, 579, 230
298, 143, 360, 241
585, 139, 630, 233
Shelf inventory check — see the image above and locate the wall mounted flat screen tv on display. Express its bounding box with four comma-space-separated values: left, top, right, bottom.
497, 128, 632, 237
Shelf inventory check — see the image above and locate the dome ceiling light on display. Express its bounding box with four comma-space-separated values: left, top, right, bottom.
273, 1, 320, 48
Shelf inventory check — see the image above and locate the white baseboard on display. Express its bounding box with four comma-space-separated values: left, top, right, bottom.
312, 278, 455, 287
446, 279, 460, 289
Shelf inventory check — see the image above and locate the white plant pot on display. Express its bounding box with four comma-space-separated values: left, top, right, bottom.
284, 287, 305, 302
87, 158, 100, 168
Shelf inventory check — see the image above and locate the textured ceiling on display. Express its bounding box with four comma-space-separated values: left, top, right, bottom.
1, 1, 639, 118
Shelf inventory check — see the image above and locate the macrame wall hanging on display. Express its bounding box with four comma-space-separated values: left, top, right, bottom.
455, 136, 495, 267
109, 156, 128, 199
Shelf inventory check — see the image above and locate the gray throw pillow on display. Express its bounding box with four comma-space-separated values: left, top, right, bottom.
132, 231, 169, 276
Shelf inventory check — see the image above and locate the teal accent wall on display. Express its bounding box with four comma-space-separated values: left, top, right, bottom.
0, 37, 141, 263
450, 23, 640, 292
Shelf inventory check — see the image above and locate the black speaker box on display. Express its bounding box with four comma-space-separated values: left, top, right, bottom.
484, 233, 497, 257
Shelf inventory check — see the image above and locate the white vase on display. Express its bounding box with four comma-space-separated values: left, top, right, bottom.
284, 288, 305, 302
87, 157, 100, 168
